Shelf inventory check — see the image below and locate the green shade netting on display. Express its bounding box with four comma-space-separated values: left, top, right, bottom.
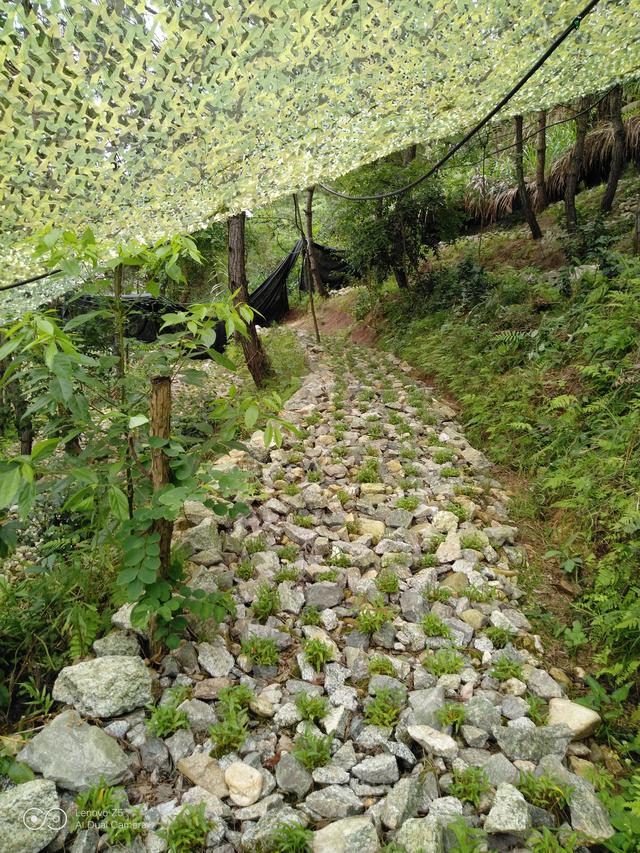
1, 0, 639, 298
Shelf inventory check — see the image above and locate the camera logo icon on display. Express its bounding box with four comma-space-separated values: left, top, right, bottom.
22, 807, 68, 832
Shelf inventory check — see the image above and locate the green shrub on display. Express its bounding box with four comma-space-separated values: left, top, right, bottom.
316, 570, 338, 582
252, 584, 280, 622
275, 566, 299, 583
450, 766, 490, 808
295, 692, 328, 723
485, 626, 515, 649
424, 585, 451, 603
292, 514, 314, 529
466, 584, 495, 602
436, 702, 465, 734
364, 688, 404, 727
146, 703, 190, 737
355, 598, 394, 634
268, 821, 314, 853
440, 466, 459, 478
517, 772, 573, 819
278, 545, 299, 562
395, 496, 419, 511
159, 803, 214, 853
421, 613, 451, 638
236, 559, 255, 580
376, 568, 399, 594
303, 638, 333, 671
526, 693, 548, 725
301, 606, 321, 626
368, 656, 395, 676
433, 449, 454, 464
459, 533, 486, 551
209, 703, 249, 756
245, 535, 267, 555
283, 483, 300, 496
326, 552, 350, 568
293, 727, 333, 770
217, 684, 254, 710
242, 636, 279, 666
423, 648, 464, 676
490, 655, 523, 682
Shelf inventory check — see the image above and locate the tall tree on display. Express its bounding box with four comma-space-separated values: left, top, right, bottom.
535, 110, 547, 211
601, 85, 625, 214
228, 212, 273, 388
514, 115, 542, 240
304, 187, 328, 299
565, 96, 591, 233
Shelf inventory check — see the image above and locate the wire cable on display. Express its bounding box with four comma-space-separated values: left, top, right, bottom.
318, 0, 602, 202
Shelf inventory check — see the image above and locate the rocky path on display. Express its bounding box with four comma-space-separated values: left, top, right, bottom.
2, 335, 613, 853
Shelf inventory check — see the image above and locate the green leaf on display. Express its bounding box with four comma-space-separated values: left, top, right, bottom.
108, 486, 130, 520
30, 438, 60, 462
244, 404, 259, 429
129, 414, 149, 429
0, 466, 22, 510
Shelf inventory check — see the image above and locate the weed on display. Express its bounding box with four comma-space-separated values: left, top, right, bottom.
445, 502, 468, 522
459, 533, 486, 551
268, 821, 314, 853
446, 819, 486, 853
278, 545, 299, 562
517, 772, 573, 819
436, 702, 466, 734
315, 570, 338, 583
526, 693, 548, 726
295, 692, 328, 723
326, 552, 351, 568
423, 648, 464, 676
440, 467, 460, 478
355, 598, 394, 634
146, 703, 190, 737
434, 449, 454, 464
275, 566, 299, 583
159, 803, 214, 853
306, 470, 322, 483
424, 585, 452, 603
218, 684, 254, 710
335, 490, 350, 506
236, 559, 255, 581
396, 496, 419, 511
292, 514, 314, 529
420, 554, 437, 568
74, 782, 127, 831
421, 613, 452, 638
355, 460, 380, 483
305, 413, 321, 426
376, 568, 400, 594
283, 483, 301, 496
423, 534, 445, 554
368, 656, 396, 677
293, 727, 333, 770
245, 535, 267, 555
490, 655, 523, 682
466, 584, 495, 603
528, 827, 582, 853
252, 584, 280, 622
485, 626, 515, 649
242, 636, 279, 666
209, 703, 249, 756
303, 638, 333, 671
450, 766, 491, 808
364, 688, 404, 727
300, 606, 321, 626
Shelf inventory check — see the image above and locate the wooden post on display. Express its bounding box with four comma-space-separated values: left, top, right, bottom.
535, 110, 547, 211
304, 187, 328, 299
228, 212, 273, 388
601, 85, 625, 214
150, 375, 173, 578
565, 96, 590, 233
514, 116, 542, 240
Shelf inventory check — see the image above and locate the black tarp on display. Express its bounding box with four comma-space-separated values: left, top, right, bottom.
299, 241, 353, 292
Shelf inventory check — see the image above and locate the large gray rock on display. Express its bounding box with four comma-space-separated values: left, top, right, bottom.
483, 752, 519, 786
313, 816, 380, 853
463, 695, 501, 732
380, 777, 422, 830
275, 753, 313, 798
241, 805, 307, 852
180, 518, 222, 558
484, 783, 531, 837
93, 630, 140, 657
197, 642, 235, 677
494, 724, 573, 761
17, 710, 130, 791
0, 779, 61, 853
352, 754, 399, 785
304, 785, 364, 819
408, 686, 445, 727
52, 656, 153, 717
406, 724, 458, 759
394, 815, 444, 853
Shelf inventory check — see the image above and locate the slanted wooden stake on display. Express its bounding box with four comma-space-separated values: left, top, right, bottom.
150, 375, 172, 577
514, 115, 542, 240
304, 187, 328, 299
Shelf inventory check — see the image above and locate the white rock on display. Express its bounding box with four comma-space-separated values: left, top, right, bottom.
224, 762, 263, 806
406, 724, 459, 759
548, 698, 601, 739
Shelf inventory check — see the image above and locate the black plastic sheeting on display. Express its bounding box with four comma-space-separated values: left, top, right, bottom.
60, 238, 350, 354
299, 241, 353, 292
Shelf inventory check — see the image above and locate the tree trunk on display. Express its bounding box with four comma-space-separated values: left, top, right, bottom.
228, 212, 273, 388
535, 110, 547, 211
565, 96, 591, 233
401, 144, 417, 165
304, 188, 328, 299
150, 375, 172, 578
514, 116, 542, 240
293, 194, 320, 343
601, 85, 625, 214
